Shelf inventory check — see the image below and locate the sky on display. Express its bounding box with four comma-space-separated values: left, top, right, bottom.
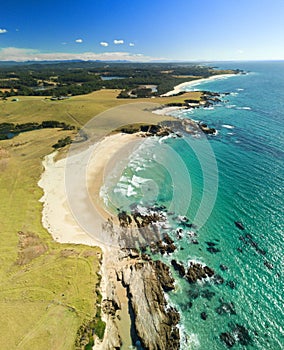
0, 0, 284, 62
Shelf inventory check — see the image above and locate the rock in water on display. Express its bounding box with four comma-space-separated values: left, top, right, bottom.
171, 259, 186, 277
220, 332, 236, 348
235, 221, 245, 230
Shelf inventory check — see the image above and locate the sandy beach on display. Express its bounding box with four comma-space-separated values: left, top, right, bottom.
162, 73, 237, 96
39, 132, 143, 248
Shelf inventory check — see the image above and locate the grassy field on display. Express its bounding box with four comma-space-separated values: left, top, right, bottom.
0, 89, 202, 349
0, 89, 202, 127
0, 129, 102, 349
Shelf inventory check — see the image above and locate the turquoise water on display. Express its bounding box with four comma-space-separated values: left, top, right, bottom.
103, 62, 284, 349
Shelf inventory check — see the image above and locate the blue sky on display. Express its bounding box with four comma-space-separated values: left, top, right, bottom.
0, 0, 284, 61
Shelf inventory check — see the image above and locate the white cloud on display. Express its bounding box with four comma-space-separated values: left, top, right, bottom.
114, 39, 124, 45
129, 43, 135, 47
100, 42, 109, 47
0, 29, 8, 34
0, 46, 162, 62
75, 38, 83, 43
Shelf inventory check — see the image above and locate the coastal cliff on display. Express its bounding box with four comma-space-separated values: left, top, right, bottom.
95, 249, 180, 350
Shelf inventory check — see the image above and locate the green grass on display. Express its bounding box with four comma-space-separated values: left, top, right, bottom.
0, 129, 102, 350
0, 89, 202, 127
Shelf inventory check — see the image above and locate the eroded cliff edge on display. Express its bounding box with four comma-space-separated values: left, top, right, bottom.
96, 249, 180, 350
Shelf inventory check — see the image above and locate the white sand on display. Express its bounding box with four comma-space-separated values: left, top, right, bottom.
38, 132, 141, 248
162, 74, 237, 97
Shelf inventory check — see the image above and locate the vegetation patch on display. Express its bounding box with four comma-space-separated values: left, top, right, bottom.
17, 231, 48, 265
0, 129, 101, 350
0, 121, 75, 140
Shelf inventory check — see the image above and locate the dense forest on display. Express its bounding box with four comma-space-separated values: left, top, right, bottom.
0, 61, 242, 98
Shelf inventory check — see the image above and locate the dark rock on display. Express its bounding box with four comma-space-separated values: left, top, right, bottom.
171, 259, 186, 277
188, 288, 199, 299
200, 312, 207, 320
264, 260, 274, 270
230, 323, 252, 346
163, 233, 174, 245
102, 299, 120, 317
166, 243, 177, 254
256, 248, 266, 255
204, 266, 215, 277
226, 280, 236, 289
153, 260, 175, 292
200, 289, 215, 300
220, 264, 228, 271
235, 221, 245, 230
213, 274, 224, 284
141, 253, 151, 261
237, 247, 243, 253
216, 300, 236, 315
207, 246, 221, 254
186, 263, 214, 283
199, 123, 216, 135
220, 332, 236, 348
118, 210, 132, 227
191, 239, 199, 244
206, 241, 217, 247
167, 306, 180, 326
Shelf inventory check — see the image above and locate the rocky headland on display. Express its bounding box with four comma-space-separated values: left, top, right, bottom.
96, 248, 180, 350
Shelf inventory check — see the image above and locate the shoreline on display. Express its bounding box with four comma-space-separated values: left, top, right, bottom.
38, 132, 143, 247
161, 73, 238, 97
37, 81, 229, 348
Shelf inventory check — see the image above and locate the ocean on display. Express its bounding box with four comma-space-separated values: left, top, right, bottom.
102, 61, 284, 349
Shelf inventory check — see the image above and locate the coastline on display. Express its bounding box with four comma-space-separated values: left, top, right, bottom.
161, 73, 237, 97
37, 75, 235, 348
39, 130, 180, 349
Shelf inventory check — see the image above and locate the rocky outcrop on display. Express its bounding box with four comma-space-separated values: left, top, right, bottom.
118, 124, 173, 137
199, 123, 216, 135
120, 259, 180, 350
171, 259, 186, 277
186, 261, 215, 283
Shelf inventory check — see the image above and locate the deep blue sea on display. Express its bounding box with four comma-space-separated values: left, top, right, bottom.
103, 61, 284, 349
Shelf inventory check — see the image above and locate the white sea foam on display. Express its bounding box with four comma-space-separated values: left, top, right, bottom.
230, 92, 239, 96
187, 230, 197, 237
184, 332, 200, 349
236, 106, 251, 110
222, 124, 235, 129
237, 88, 244, 91
227, 132, 235, 135
226, 104, 237, 109
113, 183, 137, 197
99, 185, 109, 206
158, 134, 177, 144
130, 175, 149, 188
